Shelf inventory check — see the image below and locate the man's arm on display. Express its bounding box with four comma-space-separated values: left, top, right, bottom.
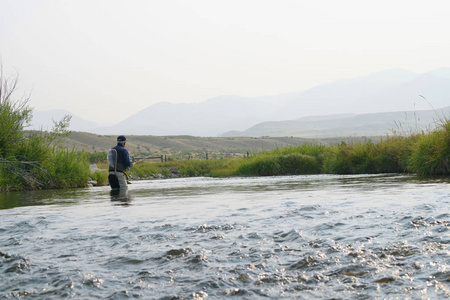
123, 149, 133, 168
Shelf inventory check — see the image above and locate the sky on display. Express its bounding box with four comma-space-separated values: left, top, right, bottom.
1, 0, 450, 124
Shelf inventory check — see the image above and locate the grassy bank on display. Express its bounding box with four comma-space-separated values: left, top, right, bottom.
0, 126, 91, 192
2, 117, 448, 191
124, 118, 449, 179
0, 69, 90, 192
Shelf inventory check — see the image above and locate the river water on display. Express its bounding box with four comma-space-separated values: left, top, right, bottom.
0, 174, 449, 299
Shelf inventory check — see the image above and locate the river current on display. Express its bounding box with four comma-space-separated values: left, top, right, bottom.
0, 174, 449, 299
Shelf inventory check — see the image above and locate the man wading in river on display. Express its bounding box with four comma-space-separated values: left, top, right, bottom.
107, 135, 133, 189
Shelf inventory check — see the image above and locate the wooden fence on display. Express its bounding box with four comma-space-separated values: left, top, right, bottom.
133, 155, 167, 163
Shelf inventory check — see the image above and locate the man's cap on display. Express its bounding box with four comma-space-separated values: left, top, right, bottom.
117, 135, 127, 142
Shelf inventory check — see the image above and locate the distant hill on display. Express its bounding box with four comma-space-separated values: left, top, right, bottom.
30, 110, 102, 132
222, 107, 450, 138
62, 132, 375, 160
274, 68, 420, 120
35, 68, 450, 137
63, 132, 317, 154
93, 68, 450, 136
93, 94, 298, 136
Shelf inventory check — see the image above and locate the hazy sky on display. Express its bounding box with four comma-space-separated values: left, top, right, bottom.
1, 0, 449, 123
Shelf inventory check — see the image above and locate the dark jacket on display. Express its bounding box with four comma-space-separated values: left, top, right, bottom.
109, 143, 133, 172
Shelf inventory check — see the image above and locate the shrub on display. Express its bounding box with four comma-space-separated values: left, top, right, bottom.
0, 65, 90, 191
322, 142, 353, 174
408, 119, 450, 175
87, 151, 108, 164
236, 153, 319, 176
372, 136, 413, 173
0, 67, 32, 158
91, 170, 108, 185
48, 148, 90, 188
276, 153, 320, 174
131, 162, 161, 178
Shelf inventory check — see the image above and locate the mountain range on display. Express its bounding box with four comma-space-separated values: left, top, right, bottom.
31, 68, 450, 137
223, 107, 450, 138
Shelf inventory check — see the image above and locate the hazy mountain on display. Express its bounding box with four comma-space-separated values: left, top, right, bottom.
275, 68, 420, 120
38, 68, 450, 137
30, 110, 102, 132
93, 68, 450, 136
222, 107, 450, 138
95, 93, 301, 136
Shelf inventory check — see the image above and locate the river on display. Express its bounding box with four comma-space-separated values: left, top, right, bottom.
0, 174, 449, 299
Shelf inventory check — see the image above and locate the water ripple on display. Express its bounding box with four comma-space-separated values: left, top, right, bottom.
0, 175, 449, 298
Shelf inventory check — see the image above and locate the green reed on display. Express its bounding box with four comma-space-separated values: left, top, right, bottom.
130, 158, 242, 178
129, 119, 449, 178
407, 118, 450, 175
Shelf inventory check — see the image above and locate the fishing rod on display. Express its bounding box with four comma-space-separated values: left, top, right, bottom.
125, 154, 156, 184
132, 153, 164, 164
126, 153, 165, 184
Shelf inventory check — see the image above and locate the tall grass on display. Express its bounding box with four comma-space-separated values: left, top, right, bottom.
130, 162, 161, 178
1, 66, 90, 191
235, 144, 326, 176
322, 139, 412, 174
236, 153, 320, 176
0, 130, 91, 191
407, 118, 450, 175
130, 158, 242, 178
128, 118, 450, 178
91, 170, 108, 186
48, 148, 90, 188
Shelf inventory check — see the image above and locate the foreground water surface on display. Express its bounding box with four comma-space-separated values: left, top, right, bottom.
0, 174, 449, 299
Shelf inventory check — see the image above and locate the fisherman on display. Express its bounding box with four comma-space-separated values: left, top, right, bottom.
107, 135, 133, 189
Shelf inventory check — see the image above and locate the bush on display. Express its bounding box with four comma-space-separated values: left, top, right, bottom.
87, 151, 108, 164
372, 136, 413, 173
323, 140, 411, 174
91, 170, 108, 186
0, 65, 90, 191
0, 68, 32, 158
322, 142, 353, 174
237, 155, 280, 176
408, 119, 450, 175
131, 162, 161, 178
236, 153, 320, 176
47, 148, 90, 188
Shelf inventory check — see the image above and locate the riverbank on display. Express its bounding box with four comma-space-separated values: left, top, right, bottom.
121, 117, 449, 180
2, 116, 449, 192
